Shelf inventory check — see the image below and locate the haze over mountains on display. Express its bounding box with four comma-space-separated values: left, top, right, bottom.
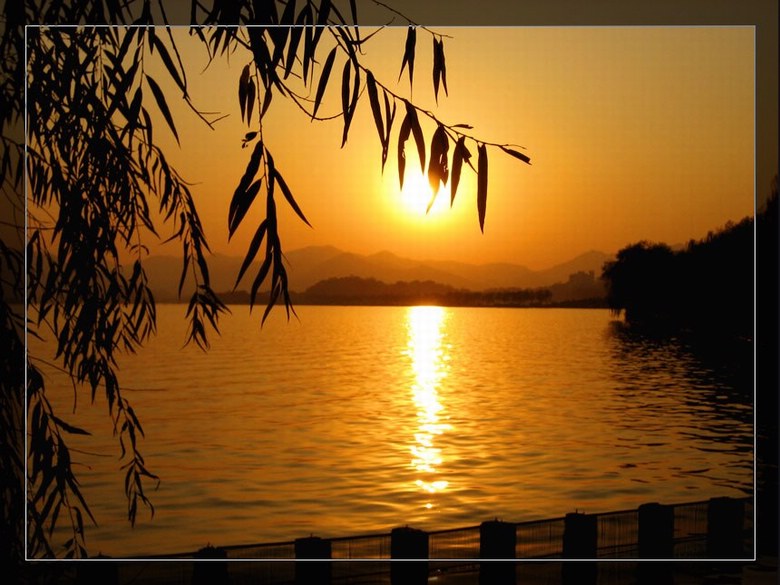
145, 246, 613, 302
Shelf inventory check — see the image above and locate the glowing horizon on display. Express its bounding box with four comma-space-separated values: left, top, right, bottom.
140, 26, 754, 271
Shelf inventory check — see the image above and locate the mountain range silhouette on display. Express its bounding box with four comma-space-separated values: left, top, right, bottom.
144, 246, 613, 301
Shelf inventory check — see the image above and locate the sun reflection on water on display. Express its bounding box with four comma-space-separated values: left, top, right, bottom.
405, 306, 452, 505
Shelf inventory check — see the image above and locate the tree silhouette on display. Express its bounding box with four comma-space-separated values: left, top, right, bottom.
601, 241, 678, 326
601, 208, 756, 337
1, 0, 532, 561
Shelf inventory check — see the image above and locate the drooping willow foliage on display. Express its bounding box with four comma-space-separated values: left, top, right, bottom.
0, 0, 531, 561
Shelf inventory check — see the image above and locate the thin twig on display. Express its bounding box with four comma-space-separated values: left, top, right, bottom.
369, 0, 454, 38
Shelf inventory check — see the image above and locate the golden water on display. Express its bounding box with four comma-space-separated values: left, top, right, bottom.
35, 306, 752, 557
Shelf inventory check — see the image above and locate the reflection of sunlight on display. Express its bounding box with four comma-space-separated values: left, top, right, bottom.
405, 306, 452, 502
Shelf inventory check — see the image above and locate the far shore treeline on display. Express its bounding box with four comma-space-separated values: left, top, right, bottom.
602, 184, 777, 338
215, 192, 773, 324
219, 276, 574, 308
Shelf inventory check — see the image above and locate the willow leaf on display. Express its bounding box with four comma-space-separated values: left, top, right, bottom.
123, 86, 142, 137
451, 136, 466, 206
51, 415, 91, 436
105, 60, 140, 124
399, 26, 416, 88
113, 27, 137, 69
340, 59, 359, 147
274, 169, 312, 227
266, 149, 276, 199
262, 280, 283, 326
195, 246, 211, 286
349, 65, 360, 126
427, 124, 449, 196
349, 0, 358, 24
40, 488, 60, 534
250, 252, 273, 310
280, 0, 296, 26
432, 38, 448, 103
260, 84, 273, 119
341, 59, 351, 129
317, 0, 332, 25
234, 140, 264, 195
366, 71, 384, 151
229, 140, 264, 239
141, 107, 153, 147
397, 114, 412, 189
284, 12, 305, 79
235, 219, 268, 289
337, 26, 357, 64
500, 145, 532, 164
310, 0, 331, 59
382, 90, 396, 170
239, 64, 250, 122
433, 37, 441, 102
246, 78, 256, 126
301, 4, 314, 84
406, 102, 425, 171
312, 47, 337, 120
270, 24, 289, 68
228, 178, 263, 239
477, 144, 488, 233
152, 35, 185, 92
144, 74, 179, 144
440, 39, 449, 96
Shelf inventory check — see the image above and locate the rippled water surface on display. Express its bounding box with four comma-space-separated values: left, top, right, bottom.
39, 306, 753, 557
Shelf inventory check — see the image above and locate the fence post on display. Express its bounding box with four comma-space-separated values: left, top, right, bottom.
390, 526, 428, 585
480, 520, 516, 559
638, 502, 674, 558
563, 513, 597, 558
706, 497, 745, 558
191, 545, 228, 585
636, 503, 675, 584
562, 513, 597, 585
295, 536, 331, 585
479, 520, 516, 584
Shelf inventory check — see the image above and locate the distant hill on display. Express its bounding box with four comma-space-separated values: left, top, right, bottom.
219, 273, 609, 308
144, 246, 613, 302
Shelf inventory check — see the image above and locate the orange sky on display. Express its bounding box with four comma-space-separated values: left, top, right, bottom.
148, 26, 754, 270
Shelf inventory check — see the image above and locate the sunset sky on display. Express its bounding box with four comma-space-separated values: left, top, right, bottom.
148, 25, 754, 270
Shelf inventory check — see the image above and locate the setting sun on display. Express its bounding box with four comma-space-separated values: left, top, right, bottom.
398, 172, 453, 219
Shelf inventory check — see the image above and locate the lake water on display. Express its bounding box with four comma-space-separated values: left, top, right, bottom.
38, 305, 753, 557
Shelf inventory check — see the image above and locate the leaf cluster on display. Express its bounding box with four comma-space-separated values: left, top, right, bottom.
9, 0, 534, 560
19, 20, 227, 557
218, 4, 532, 320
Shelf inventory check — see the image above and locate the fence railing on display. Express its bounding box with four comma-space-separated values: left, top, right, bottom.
77, 496, 752, 585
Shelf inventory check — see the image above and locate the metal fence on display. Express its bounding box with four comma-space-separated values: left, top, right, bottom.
72, 496, 752, 585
